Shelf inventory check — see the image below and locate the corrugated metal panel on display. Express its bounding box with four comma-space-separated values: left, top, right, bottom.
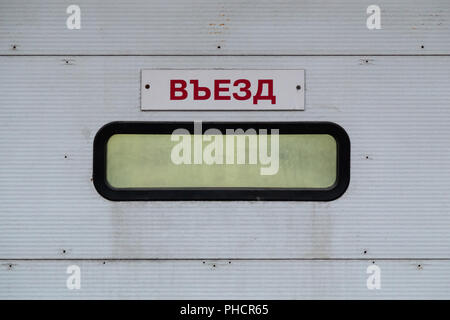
1, 0, 450, 299
1, 260, 449, 299
1, 56, 449, 260
0, 0, 449, 55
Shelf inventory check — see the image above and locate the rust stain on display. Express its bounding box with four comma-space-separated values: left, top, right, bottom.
207, 5, 230, 49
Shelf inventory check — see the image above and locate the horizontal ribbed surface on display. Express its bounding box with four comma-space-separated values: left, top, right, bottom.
0, 0, 449, 54
1, 0, 450, 298
1, 260, 449, 299
1, 56, 449, 260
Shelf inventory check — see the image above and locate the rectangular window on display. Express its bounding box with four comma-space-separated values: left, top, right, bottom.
93, 122, 350, 201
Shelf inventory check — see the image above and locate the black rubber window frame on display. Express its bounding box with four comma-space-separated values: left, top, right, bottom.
93, 121, 350, 201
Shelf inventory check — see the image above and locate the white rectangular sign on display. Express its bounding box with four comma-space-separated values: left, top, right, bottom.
141, 69, 304, 110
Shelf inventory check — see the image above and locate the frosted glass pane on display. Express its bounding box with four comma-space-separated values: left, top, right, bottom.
106, 134, 337, 189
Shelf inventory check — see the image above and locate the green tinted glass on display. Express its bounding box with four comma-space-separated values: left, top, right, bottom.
106, 134, 337, 189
